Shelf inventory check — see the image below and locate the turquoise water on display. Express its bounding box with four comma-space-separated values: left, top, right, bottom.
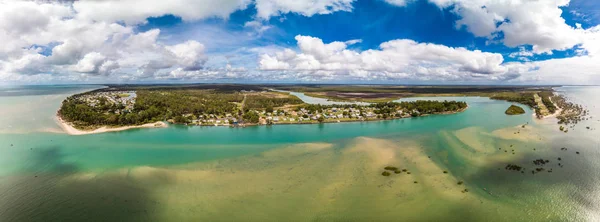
0, 94, 532, 174
1, 85, 599, 221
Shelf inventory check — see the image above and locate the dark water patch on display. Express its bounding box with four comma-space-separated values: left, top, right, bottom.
0, 145, 175, 221
0, 171, 170, 222
22, 146, 79, 174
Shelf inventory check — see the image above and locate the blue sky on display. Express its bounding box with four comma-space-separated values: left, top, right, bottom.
144, 0, 594, 61
1, 0, 600, 84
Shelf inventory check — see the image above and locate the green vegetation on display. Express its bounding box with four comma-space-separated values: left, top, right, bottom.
135, 90, 242, 119
317, 116, 325, 123
539, 91, 557, 114
505, 105, 526, 115
244, 94, 303, 110
384, 166, 399, 171
59, 89, 244, 128
490, 93, 536, 108
242, 111, 260, 123
299, 100, 467, 118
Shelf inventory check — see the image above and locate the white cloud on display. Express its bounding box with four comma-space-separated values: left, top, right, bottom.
1, 0, 598, 85
384, 0, 414, 7
508, 47, 534, 62
428, 0, 593, 54
72, 0, 355, 23
0, 1, 216, 82
514, 56, 600, 84
254, 0, 354, 19
72, 52, 108, 73
73, 0, 252, 24
258, 35, 519, 82
0, 0, 363, 83
166, 40, 207, 71
244, 20, 273, 35
344, 39, 362, 45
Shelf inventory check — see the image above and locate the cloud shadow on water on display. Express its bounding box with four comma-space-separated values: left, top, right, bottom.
0, 146, 173, 222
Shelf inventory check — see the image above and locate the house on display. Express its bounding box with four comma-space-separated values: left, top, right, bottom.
273, 117, 280, 122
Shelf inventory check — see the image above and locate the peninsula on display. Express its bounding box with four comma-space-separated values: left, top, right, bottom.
56, 84, 583, 135
57, 84, 469, 134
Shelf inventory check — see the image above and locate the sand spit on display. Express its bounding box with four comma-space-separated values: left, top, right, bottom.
56, 115, 167, 135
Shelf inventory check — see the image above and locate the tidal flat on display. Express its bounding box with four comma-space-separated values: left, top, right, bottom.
0, 130, 588, 221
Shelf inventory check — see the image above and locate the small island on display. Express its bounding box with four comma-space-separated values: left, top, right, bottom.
505, 105, 526, 115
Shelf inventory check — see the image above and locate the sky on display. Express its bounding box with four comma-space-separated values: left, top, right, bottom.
0, 0, 599, 85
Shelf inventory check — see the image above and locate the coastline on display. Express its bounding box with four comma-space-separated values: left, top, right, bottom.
56, 106, 469, 133
56, 115, 167, 135
55, 90, 468, 134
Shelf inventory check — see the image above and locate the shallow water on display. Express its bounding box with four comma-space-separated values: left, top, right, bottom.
1, 85, 599, 221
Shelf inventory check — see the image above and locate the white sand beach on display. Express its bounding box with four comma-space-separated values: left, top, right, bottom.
56, 115, 167, 135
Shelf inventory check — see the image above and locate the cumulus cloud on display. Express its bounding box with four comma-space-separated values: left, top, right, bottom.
2, 0, 598, 85
73, 0, 252, 24
0, 0, 362, 83
72, 0, 355, 23
166, 41, 207, 71
71, 52, 108, 74
0, 1, 215, 82
428, 0, 599, 54
382, 0, 600, 56
259, 35, 520, 82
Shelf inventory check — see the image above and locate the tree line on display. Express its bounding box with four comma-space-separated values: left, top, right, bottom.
58, 89, 244, 128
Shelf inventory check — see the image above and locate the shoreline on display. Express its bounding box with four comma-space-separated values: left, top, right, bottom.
56, 115, 167, 135
532, 97, 563, 120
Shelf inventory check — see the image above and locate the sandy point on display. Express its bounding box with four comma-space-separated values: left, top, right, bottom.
56, 115, 167, 135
